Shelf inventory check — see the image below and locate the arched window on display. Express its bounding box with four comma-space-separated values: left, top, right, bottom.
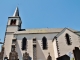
65, 33, 71, 45
10, 19, 16, 25
10, 19, 14, 25
42, 36, 47, 50
13, 19, 16, 25
22, 37, 27, 50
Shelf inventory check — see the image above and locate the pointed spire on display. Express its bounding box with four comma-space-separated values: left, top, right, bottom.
13, 7, 19, 17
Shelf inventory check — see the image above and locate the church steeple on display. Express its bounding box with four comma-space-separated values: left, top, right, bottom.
6, 7, 22, 32
13, 7, 19, 17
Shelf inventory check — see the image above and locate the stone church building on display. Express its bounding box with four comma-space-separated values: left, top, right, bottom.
1, 7, 80, 60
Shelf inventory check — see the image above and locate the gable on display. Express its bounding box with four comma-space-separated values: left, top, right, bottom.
55, 28, 79, 38
55, 28, 80, 56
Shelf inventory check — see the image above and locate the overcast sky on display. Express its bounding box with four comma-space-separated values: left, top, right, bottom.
0, 0, 80, 46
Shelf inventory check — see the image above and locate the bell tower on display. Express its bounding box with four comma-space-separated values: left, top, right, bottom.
4, 7, 22, 58
6, 7, 22, 32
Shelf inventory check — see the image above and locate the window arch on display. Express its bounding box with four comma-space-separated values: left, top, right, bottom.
42, 36, 47, 50
10, 19, 16, 25
65, 33, 71, 45
13, 19, 16, 25
22, 37, 27, 50
10, 19, 14, 25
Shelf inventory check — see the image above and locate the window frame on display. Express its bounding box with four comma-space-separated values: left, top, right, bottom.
22, 37, 27, 50
42, 36, 47, 50
65, 33, 71, 45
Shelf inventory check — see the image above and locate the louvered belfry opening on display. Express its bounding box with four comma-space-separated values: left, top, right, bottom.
42, 36, 47, 50
22, 37, 27, 50
10, 19, 16, 25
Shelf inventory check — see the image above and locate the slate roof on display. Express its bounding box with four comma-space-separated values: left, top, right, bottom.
14, 28, 78, 34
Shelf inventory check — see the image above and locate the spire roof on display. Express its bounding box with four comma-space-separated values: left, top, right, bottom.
13, 7, 19, 17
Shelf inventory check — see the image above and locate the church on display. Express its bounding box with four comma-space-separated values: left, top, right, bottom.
1, 7, 80, 60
